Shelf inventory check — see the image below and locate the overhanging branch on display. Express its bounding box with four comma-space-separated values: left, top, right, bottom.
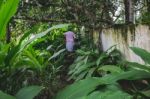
14, 16, 77, 23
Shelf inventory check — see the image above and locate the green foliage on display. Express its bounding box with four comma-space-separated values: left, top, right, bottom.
20, 24, 69, 49
68, 47, 122, 81
0, 42, 9, 66
127, 62, 150, 72
3, 24, 69, 68
141, 90, 150, 97
128, 47, 150, 77
140, 12, 150, 25
77, 90, 131, 99
0, 24, 69, 96
98, 65, 123, 74
55, 47, 150, 99
4, 0, 150, 99
126, 47, 150, 98
55, 70, 150, 99
0, 0, 3, 9
130, 47, 150, 64
0, 0, 20, 39
0, 91, 16, 99
0, 86, 43, 99
55, 78, 101, 99
16, 86, 44, 99
1, 1, 150, 99
49, 49, 66, 61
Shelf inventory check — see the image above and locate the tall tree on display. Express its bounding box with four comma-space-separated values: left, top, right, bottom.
146, 0, 150, 12
124, 0, 134, 24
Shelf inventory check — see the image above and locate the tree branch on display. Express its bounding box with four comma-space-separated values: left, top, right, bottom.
14, 16, 77, 23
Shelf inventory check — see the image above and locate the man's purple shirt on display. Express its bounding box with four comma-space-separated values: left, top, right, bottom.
64, 31, 75, 42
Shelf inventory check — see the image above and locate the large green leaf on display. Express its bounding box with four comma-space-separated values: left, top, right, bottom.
74, 70, 89, 81
20, 24, 69, 51
97, 90, 131, 99
98, 65, 123, 74
77, 84, 131, 99
127, 62, 150, 72
23, 50, 42, 70
130, 47, 150, 64
55, 78, 101, 99
85, 68, 96, 78
76, 49, 92, 55
0, 91, 16, 99
4, 45, 20, 66
0, 0, 20, 39
48, 48, 66, 61
16, 86, 44, 99
0, 43, 9, 65
111, 70, 150, 80
96, 53, 108, 66
0, 0, 4, 9
68, 62, 95, 80
141, 90, 150, 97
55, 70, 150, 99
18, 24, 42, 45
77, 90, 132, 99
71, 62, 95, 75
13, 58, 40, 69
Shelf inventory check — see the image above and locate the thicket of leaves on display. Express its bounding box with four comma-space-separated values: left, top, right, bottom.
55, 47, 150, 99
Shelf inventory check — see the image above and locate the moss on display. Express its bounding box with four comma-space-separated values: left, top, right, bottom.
110, 24, 136, 43
128, 24, 136, 41
112, 24, 128, 42
101, 24, 150, 46
112, 24, 126, 29
113, 24, 136, 33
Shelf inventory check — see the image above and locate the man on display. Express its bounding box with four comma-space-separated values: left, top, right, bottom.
64, 30, 75, 52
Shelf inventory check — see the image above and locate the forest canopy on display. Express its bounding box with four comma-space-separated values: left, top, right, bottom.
3, 0, 148, 43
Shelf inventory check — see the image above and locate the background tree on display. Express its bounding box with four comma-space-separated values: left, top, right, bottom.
8, 0, 150, 43
124, 0, 134, 24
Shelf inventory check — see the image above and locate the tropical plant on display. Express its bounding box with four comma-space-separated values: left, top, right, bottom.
0, 0, 20, 39
0, 86, 44, 99
126, 47, 150, 98
0, 24, 69, 96
55, 69, 150, 99
0, 0, 69, 70
0, 2, 70, 94
68, 46, 122, 81
55, 47, 150, 99
5, 24, 68, 67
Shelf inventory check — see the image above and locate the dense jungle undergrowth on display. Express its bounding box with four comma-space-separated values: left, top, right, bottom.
1, 0, 150, 99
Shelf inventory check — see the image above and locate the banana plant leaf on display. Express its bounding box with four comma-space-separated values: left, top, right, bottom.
0, 0, 20, 39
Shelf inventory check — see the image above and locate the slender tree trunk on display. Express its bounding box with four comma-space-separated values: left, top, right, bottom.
6, 22, 11, 43
103, 1, 113, 23
146, 0, 150, 12
124, 0, 134, 24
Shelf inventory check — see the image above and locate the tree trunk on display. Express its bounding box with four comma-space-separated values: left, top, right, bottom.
146, 0, 150, 12
6, 22, 11, 43
124, 0, 134, 24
